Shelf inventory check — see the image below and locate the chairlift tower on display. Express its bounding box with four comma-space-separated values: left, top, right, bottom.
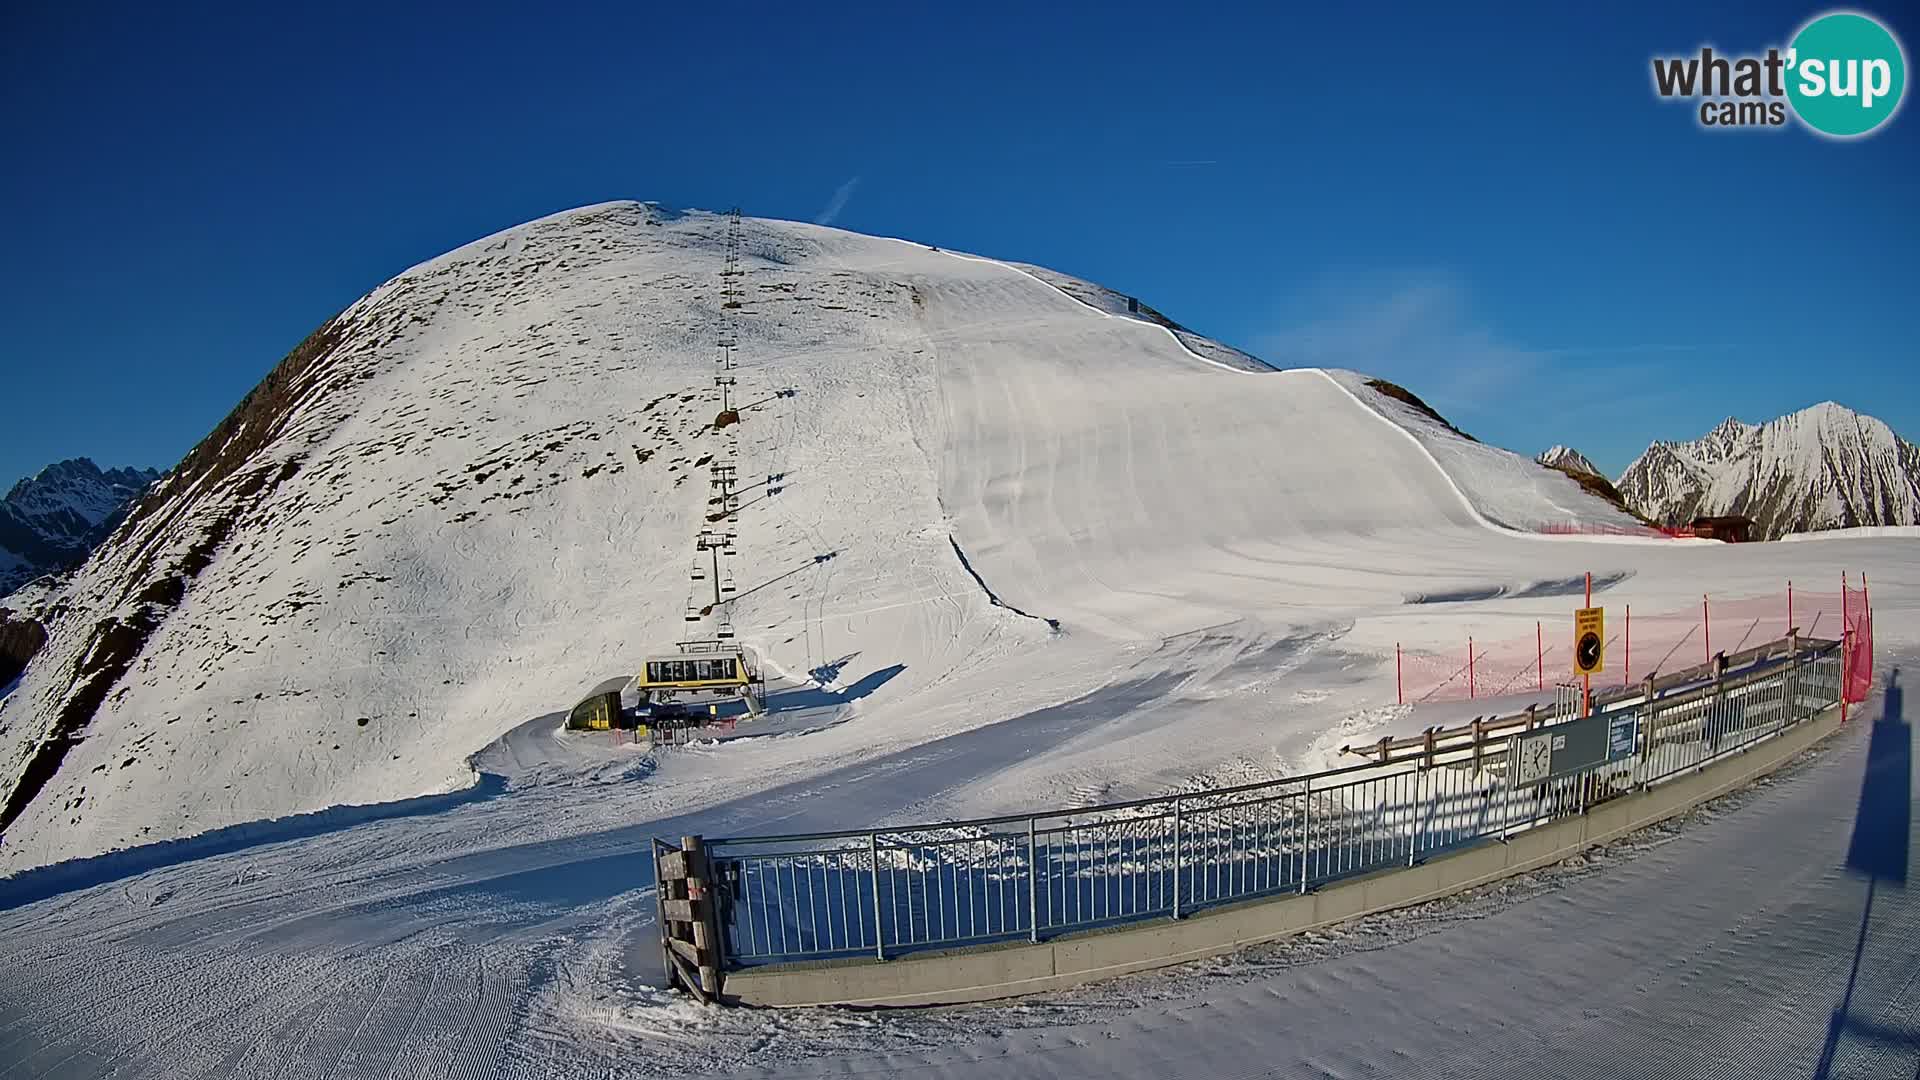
678, 207, 756, 657
720, 207, 744, 310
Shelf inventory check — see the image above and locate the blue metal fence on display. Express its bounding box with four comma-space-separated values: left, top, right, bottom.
677, 639, 1842, 970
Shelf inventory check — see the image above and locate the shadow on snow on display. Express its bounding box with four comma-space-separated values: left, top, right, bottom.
0, 771, 509, 912
1816, 667, 1912, 1080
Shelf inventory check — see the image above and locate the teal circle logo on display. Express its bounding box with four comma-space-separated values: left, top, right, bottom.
1786, 12, 1907, 137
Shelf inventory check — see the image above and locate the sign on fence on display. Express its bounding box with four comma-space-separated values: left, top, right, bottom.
1608, 713, 1638, 759
1574, 607, 1605, 675
1510, 707, 1637, 787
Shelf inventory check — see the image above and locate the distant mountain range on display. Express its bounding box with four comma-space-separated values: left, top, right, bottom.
0, 459, 160, 595
1576, 403, 1920, 540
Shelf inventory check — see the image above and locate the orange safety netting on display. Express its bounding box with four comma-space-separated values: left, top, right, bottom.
1397, 580, 1872, 706
1844, 584, 1873, 705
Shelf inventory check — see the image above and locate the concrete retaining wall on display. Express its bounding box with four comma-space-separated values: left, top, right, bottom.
722, 704, 1845, 1008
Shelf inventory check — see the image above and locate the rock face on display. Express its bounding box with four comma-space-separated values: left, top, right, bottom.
0, 459, 160, 595
1616, 404, 1920, 538
1537, 445, 1600, 477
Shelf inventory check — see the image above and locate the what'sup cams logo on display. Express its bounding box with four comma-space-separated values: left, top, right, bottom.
1652, 10, 1906, 137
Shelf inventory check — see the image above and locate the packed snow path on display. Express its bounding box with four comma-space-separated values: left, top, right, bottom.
0, 660, 1908, 1078
719, 671, 1915, 1080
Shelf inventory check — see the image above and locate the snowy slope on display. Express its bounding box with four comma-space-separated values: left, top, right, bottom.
1324, 371, 1642, 531
0, 459, 158, 594
1001, 262, 1275, 372
0, 204, 1768, 873
1617, 404, 1920, 538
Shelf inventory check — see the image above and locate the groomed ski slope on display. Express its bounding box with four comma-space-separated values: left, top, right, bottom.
0, 558, 1908, 1080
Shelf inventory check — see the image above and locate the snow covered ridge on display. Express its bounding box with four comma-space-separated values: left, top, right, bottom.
0, 201, 1638, 873
1616, 403, 1920, 539
1000, 262, 1275, 373
1324, 372, 1640, 532
0, 458, 159, 595
1538, 445, 1600, 477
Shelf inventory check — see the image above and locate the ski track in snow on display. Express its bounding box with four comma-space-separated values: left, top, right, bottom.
0, 204, 1914, 1077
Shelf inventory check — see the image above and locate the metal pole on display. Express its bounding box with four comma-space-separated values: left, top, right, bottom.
1536, 622, 1544, 691
1396, 643, 1403, 705
1624, 604, 1631, 687
1865, 573, 1874, 684
1584, 572, 1593, 717
1026, 817, 1039, 942
1171, 798, 1184, 919
1841, 571, 1849, 722
1298, 780, 1311, 894
1787, 631, 1800, 722
1409, 768, 1422, 867
1703, 593, 1711, 666
1468, 637, 1476, 700
1787, 580, 1793, 636
869, 832, 884, 961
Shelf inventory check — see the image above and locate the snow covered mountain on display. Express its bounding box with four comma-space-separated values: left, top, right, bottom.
1615, 404, 1920, 538
1537, 445, 1600, 477
0, 459, 159, 595
0, 202, 1638, 872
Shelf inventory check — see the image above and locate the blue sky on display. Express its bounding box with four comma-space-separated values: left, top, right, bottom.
2, 1, 1914, 487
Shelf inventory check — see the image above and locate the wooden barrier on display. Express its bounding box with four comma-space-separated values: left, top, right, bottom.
656, 835, 725, 1003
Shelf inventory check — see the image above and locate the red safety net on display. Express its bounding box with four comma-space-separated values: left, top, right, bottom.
1396, 581, 1867, 706
1844, 584, 1873, 705
1530, 521, 1694, 539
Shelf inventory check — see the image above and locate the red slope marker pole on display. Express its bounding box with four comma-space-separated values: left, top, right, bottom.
1864, 573, 1873, 680
1396, 643, 1403, 706
1842, 630, 1852, 724
1536, 621, 1544, 692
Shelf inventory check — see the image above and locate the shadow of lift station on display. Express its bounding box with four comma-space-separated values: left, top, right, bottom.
1817, 668, 1911, 1080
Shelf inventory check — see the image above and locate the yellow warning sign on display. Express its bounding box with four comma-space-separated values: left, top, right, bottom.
1574, 607, 1605, 675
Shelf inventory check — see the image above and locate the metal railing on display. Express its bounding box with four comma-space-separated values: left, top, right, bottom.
676, 638, 1843, 971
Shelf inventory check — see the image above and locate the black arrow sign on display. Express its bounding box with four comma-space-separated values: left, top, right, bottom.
1577, 631, 1602, 672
